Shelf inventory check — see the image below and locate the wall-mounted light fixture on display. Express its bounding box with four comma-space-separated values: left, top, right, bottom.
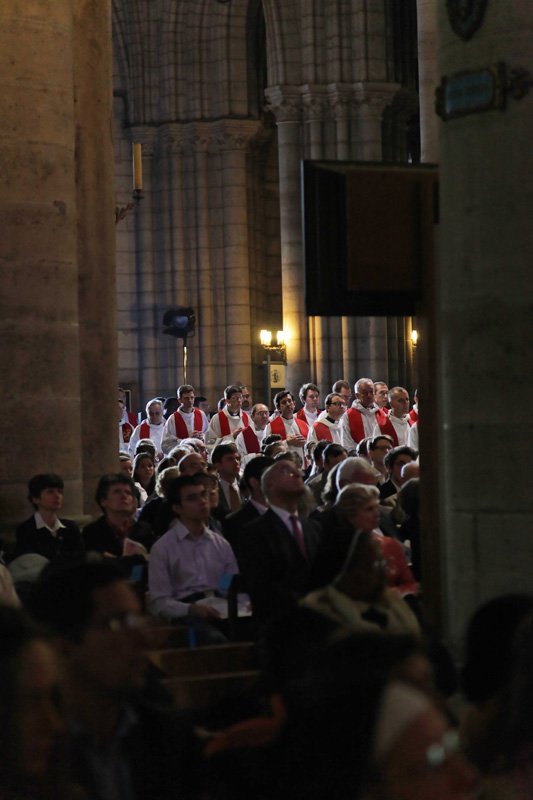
259, 329, 287, 401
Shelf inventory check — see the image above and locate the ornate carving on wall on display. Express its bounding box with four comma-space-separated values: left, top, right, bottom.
446, 0, 489, 41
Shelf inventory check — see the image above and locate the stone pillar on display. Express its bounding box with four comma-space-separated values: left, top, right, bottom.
438, 1, 533, 646
0, 1, 83, 530
216, 120, 261, 388
266, 86, 310, 390
417, 0, 439, 163
73, 0, 119, 512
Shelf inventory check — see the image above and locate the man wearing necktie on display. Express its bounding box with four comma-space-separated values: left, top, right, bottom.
239, 460, 321, 626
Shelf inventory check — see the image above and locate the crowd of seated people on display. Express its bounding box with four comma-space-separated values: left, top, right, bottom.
1, 378, 527, 799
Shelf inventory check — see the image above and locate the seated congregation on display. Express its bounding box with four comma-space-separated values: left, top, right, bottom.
0, 378, 523, 799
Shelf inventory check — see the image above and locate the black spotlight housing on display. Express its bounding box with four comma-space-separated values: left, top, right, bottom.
162, 307, 196, 340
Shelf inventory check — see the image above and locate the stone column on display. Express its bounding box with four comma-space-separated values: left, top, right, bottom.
417, 0, 439, 163
0, 1, 83, 531
266, 86, 310, 390
438, 1, 533, 646
215, 120, 262, 389
73, 0, 119, 512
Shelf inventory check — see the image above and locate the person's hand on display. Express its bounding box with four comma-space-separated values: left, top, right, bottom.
192, 431, 204, 441
287, 434, 305, 447
232, 427, 244, 439
189, 603, 222, 619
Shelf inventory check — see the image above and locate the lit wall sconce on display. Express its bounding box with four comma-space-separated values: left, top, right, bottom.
259, 329, 287, 352
259, 329, 287, 401
411, 329, 419, 347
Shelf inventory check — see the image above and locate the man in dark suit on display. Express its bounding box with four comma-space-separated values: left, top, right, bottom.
222, 455, 273, 567
239, 460, 321, 625
13, 473, 84, 562
211, 442, 242, 521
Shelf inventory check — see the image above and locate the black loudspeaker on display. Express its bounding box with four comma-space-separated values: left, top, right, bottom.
162, 307, 196, 339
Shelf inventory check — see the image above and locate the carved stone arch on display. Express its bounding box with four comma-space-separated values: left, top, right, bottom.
261, 0, 303, 85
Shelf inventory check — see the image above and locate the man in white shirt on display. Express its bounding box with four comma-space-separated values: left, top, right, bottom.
263, 391, 308, 465
148, 475, 238, 643
129, 399, 166, 460
307, 392, 347, 445
373, 386, 412, 447
296, 382, 321, 426
341, 378, 380, 451
205, 385, 251, 450
235, 403, 270, 464
162, 385, 209, 453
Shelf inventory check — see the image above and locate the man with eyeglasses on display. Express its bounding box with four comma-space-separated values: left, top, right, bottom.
306, 392, 347, 446
341, 378, 382, 451
31, 561, 202, 800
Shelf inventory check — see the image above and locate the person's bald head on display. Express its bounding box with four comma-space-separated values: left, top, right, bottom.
178, 452, 207, 476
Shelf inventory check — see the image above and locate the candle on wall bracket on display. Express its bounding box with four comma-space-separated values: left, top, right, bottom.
115, 142, 144, 224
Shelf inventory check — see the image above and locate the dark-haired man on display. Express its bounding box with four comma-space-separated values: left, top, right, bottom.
31, 561, 202, 800
162, 385, 209, 453
148, 475, 238, 641
263, 391, 308, 464
83, 474, 154, 560
222, 456, 273, 566
211, 443, 242, 518
296, 382, 321, 427
13, 474, 83, 562
307, 392, 347, 446
205, 385, 251, 450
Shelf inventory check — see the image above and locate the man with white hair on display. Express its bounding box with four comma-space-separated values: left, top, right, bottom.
235, 403, 270, 465
373, 386, 412, 447
336, 456, 379, 491
129, 398, 166, 460
162, 384, 209, 453
341, 378, 381, 451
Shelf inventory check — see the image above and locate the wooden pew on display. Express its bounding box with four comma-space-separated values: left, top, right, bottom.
149, 641, 258, 677
163, 670, 260, 711
144, 625, 190, 650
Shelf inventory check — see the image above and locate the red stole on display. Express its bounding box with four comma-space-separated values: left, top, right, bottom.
346, 408, 366, 444
408, 409, 418, 424
127, 411, 138, 427
173, 409, 203, 439
241, 426, 261, 454
139, 421, 151, 439
313, 421, 333, 442
218, 410, 249, 437
376, 415, 399, 447
271, 415, 309, 439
